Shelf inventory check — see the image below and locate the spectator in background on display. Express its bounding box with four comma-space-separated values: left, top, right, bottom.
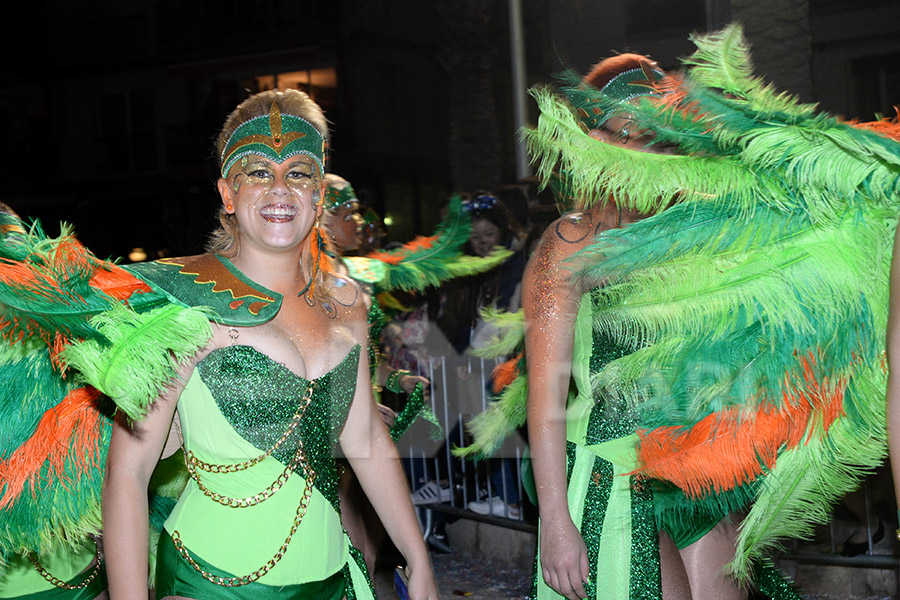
428, 191, 528, 519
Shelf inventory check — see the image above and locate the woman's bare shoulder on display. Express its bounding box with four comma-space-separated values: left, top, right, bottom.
531, 211, 600, 267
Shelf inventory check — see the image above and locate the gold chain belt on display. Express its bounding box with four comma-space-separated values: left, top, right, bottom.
173, 379, 321, 585
184, 431, 310, 508
183, 379, 316, 508
29, 538, 102, 590
171, 467, 316, 586
184, 380, 316, 474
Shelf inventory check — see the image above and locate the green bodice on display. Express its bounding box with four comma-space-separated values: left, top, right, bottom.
195, 344, 360, 511
164, 344, 361, 586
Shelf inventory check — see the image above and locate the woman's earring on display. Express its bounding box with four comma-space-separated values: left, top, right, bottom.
299, 217, 324, 301
226, 204, 233, 212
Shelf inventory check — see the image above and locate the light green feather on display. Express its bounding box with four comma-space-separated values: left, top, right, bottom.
524, 88, 788, 214
467, 308, 524, 359
63, 303, 213, 420
730, 365, 887, 582
684, 24, 817, 117
454, 375, 528, 459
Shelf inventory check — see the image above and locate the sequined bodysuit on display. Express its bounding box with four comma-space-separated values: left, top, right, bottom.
532, 291, 661, 600
156, 343, 374, 598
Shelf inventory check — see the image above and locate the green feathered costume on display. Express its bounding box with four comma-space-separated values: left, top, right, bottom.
463, 23, 899, 594
0, 190, 510, 596
0, 209, 213, 596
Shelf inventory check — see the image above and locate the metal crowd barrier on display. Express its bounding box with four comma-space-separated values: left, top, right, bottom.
398, 354, 532, 533
396, 354, 899, 568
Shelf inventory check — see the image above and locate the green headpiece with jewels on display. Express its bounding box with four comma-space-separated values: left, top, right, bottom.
562, 62, 665, 131
324, 177, 358, 212
220, 101, 326, 177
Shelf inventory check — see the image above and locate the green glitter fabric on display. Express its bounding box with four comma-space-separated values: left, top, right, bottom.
579, 457, 613, 599
389, 383, 442, 442
752, 560, 803, 599
629, 477, 662, 599
532, 295, 663, 599
367, 303, 385, 379
196, 344, 360, 511
342, 545, 376, 600
532, 442, 663, 600
585, 310, 637, 445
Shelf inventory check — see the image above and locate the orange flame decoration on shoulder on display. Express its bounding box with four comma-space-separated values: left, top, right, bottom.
633, 352, 846, 498
367, 235, 439, 265
0, 387, 105, 508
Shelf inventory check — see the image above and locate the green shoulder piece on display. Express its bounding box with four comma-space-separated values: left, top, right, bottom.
343, 256, 387, 285
123, 254, 282, 326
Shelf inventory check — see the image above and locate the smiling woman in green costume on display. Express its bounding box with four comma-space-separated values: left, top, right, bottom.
101, 89, 440, 600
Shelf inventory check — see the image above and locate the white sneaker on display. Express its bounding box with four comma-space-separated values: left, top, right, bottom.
411, 481, 452, 505
467, 496, 521, 519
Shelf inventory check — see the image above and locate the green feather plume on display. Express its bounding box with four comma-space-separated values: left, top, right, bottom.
524, 88, 787, 214
441, 249, 513, 280
684, 24, 817, 117
63, 303, 213, 420
521, 21, 900, 581
454, 374, 528, 459
0, 224, 121, 347
730, 365, 887, 581
0, 348, 111, 565
467, 308, 525, 359
365, 196, 512, 292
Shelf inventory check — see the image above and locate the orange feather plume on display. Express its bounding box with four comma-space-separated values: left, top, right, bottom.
304, 226, 338, 299
89, 264, 151, 301
846, 107, 900, 141
0, 387, 104, 508
491, 353, 523, 395
633, 353, 845, 498
367, 235, 438, 265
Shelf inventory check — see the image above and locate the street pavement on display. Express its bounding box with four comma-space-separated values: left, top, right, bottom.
373, 550, 532, 599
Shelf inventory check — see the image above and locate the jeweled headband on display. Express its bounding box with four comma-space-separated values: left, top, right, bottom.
324, 179, 358, 212
565, 62, 665, 131
462, 194, 498, 213
220, 101, 326, 177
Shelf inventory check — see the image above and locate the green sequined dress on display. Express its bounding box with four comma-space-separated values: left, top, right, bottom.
532, 292, 661, 600
155, 343, 375, 600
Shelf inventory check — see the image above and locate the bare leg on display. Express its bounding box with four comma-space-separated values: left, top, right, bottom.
677, 518, 747, 600
659, 530, 691, 600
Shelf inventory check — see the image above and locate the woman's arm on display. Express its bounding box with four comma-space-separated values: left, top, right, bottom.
525, 216, 595, 600
102, 378, 183, 599
886, 225, 900, 549
341, 314, 440, 600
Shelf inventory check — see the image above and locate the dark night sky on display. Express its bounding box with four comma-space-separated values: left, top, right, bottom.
2, 0, 898, 260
